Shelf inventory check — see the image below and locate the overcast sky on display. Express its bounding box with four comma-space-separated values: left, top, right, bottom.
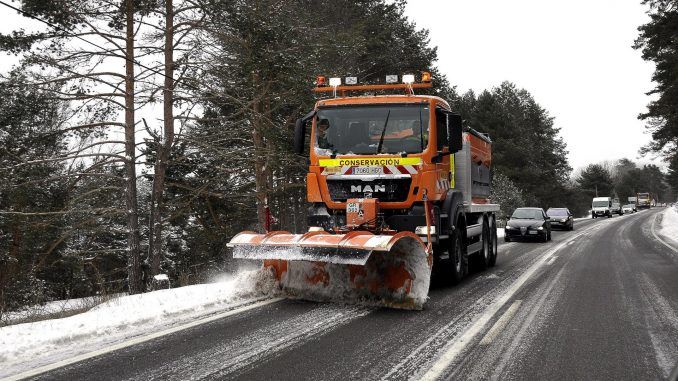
405, 0, 659, 172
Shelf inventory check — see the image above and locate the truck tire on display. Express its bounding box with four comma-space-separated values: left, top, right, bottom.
472, 219, 491, 271
488, 215, 498, 267
447, 227, 465, 285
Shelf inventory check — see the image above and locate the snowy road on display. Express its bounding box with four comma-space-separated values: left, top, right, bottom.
9, 208, 678, 380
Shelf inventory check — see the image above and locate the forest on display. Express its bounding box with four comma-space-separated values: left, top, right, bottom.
0, 0, 675, 318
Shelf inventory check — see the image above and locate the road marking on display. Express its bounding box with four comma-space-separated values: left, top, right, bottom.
650, 212, 678, 253
2, 298, 284, 381
479, 300, 522, 345
546, 256, 558, 265
418, 222, 608, 381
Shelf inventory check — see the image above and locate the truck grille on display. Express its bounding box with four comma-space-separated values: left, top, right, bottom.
326, 178, 411, 202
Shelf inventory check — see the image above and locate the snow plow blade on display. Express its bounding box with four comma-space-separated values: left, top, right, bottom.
227, 230, 432, 310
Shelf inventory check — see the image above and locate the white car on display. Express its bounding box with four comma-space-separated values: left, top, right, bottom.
622, 204, 635, 214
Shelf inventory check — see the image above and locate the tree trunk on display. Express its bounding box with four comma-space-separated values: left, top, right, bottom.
251, 73, 268, 232
148, 0, 175, 276
124, 0, 143, 294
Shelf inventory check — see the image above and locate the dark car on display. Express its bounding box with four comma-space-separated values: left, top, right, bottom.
504, 207, 551, 242
546, 207, 574, 231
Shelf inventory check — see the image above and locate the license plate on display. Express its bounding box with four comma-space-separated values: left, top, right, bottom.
529, 231, 538, 235
347, 203, 360, 213
353, 166, 383, 175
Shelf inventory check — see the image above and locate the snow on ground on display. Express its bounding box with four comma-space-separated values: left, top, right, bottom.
0, 268, 276, 374
658, 204, 678, 247
574, 213, 592, 221
2, 294, 123, 325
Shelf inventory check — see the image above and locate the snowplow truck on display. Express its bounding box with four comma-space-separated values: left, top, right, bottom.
227, 73, 500, 310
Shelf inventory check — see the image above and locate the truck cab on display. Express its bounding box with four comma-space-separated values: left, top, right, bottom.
293, 73, 499, 280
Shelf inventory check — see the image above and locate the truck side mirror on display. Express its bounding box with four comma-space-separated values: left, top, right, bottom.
293, 118, 306, 155
448, 113, 463, 153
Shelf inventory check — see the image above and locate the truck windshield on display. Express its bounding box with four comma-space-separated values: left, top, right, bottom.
314, 104, 429, 155
592, 201, 609, 207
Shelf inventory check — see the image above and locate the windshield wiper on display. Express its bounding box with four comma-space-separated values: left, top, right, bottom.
376, 110, 391, 154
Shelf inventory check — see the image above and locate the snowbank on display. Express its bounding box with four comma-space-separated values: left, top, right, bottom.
2, 295, 117, 325
658, 205, 678, 247
0, 269, 276, 368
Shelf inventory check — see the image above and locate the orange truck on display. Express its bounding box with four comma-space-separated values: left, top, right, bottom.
228, 73, 499, 309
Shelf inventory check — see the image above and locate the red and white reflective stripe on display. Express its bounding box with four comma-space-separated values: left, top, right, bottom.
321, 165, 420, 175
402, 165, 418, 174
436, 179, 450, 190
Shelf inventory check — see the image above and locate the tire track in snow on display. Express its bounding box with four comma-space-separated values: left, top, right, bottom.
638, 274, 678, 377
379, 225, 605, 381
126, 304, 372, 381
408, 221, 611, 381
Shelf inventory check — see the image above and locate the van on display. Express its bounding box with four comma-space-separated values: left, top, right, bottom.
592, 197, 612, 218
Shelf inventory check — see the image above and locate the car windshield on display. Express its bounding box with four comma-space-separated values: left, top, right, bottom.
314, 104, 430, 155
547, 209, 568, 217
511, 209, 543, 220
592, 201, 609, 207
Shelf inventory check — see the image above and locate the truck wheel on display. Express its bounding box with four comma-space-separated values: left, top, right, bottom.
472, 219, 491, 271
488, 215, 498, 267
447, 227, 465, 285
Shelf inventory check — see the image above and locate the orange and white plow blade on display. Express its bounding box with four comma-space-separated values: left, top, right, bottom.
227, 231, 432, 310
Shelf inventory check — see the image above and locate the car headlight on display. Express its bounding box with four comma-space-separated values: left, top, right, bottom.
561, 219, 567, 222
505, 226, 515, 230
537, 226, 544, 230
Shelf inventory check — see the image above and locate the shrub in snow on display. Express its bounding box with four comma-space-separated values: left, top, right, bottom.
490, 170, 527, 222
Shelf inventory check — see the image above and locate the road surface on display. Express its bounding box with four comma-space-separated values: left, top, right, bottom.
21, 209, 678, 380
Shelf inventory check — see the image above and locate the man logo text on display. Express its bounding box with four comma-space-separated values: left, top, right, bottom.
351, 185, 386, 193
